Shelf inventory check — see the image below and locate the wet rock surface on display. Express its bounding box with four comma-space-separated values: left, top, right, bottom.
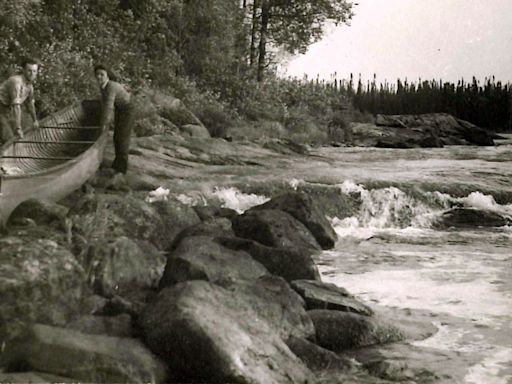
232, 209, 322, 251
435, 207, 512, 228
309, 310, 404, 352
159, 235, 269, 288
291, 279, 374, 316
1, 129, 481, 383
140, 280, 314, 384
2, 324, 167, 383
217, 236, 321, 281
250, 191, 338, 249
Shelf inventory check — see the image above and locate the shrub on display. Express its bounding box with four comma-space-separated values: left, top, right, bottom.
196, 104, 233, 138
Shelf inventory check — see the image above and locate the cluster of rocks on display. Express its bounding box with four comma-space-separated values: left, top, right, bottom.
132, 90, 211, 139
350, 113, 498, 148
0, 188, 418, 383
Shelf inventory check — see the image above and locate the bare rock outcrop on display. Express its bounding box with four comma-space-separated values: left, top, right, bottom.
140, 280, 314, 384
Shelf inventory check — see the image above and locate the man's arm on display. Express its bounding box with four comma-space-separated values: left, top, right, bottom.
27, 98, 38, 129
7, 78, 24, 137
12, 104, 23, 138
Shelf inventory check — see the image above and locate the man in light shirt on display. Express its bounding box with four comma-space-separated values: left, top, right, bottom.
0, 58, 40, 144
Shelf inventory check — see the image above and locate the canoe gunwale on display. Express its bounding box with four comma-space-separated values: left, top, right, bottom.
1, 129, 107, 179
0, 100, 106, 179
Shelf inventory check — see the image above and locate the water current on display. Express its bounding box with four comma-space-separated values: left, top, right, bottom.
178, 136, 512, 383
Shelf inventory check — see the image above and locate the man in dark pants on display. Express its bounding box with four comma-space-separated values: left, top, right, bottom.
94, 64, 133, 174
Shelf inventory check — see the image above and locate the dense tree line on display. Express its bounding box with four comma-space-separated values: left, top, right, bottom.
346, 74, 511, 131
301, 74, 512, 131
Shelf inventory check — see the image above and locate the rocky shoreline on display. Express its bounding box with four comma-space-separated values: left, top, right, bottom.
0, 138, 446, 384
1, 105, 508, 383
0, 188, 437, 383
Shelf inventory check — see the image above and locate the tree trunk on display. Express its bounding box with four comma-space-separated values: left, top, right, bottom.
509, 90, 512, 130
257, 0, 269, 82
249, 0, 259, 68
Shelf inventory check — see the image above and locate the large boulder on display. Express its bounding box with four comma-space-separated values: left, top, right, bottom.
181, 124, 211, 138
250, 192, 337, 249
159, 236, 269, 288
133, 114, 178, 137
455, 118, 495, 146
193, 205, 239, 221
285, 336, 355, 373
224, 276, 316, 341
86, 236, 166, 297
69, 193, 200, 251
150, 198, 202, 248
308, 310, 404, 352
132, 90, 204, 131
291, 280, 374, 316
7, 199, 68, 228
0, 235, 86, 342
169, 217, 235, 251
217, 236, 320, 281
435, 208, 511, 228
140, 280, 314, 384
2, 324, 167, 383
158, 97, 204, 128
66, 314, 133, 338
232, 209, 321, 251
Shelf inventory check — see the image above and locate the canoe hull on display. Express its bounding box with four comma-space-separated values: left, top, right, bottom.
0, 100, 105, 223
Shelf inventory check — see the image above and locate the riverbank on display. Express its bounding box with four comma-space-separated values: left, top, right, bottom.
1, 132, 511, 383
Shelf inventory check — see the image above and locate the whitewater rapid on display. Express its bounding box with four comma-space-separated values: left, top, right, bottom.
170, 139, 512, 383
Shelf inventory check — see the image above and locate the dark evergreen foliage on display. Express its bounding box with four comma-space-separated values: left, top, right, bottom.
350, 75, 511, 131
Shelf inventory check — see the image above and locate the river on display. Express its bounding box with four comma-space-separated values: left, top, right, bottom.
179, 135, 512, 383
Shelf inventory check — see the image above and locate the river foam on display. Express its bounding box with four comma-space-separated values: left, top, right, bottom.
175, 180, 512, 383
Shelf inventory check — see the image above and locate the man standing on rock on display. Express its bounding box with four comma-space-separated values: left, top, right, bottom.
94, 63, 134, 174
0, 58, 40, 145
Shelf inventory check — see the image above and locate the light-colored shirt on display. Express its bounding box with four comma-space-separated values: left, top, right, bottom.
0, 75, 34, 106
99, 80, 131, 126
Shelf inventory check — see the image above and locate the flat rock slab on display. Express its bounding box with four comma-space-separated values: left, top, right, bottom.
141, 280, 314, 384
2, 324, 167, 384
291, 280, 374, 316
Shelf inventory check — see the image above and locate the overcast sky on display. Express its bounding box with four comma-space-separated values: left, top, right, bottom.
285, 0, 512, 84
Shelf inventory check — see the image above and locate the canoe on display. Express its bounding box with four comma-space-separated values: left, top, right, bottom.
0, 100, 106, 223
